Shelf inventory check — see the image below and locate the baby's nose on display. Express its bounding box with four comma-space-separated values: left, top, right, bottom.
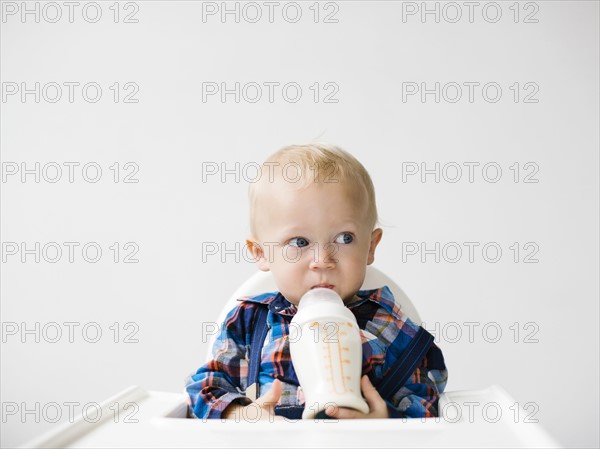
309, 243, 337, 270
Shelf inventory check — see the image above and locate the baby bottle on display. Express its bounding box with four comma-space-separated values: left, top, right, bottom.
289, 288, 369, 419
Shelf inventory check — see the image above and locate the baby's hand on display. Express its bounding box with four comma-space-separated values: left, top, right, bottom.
324, 376, 389, 419
223, 379, 285, 421
254, 378, 285, 420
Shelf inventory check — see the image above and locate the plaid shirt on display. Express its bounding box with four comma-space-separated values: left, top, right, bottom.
186, 285, 448, 420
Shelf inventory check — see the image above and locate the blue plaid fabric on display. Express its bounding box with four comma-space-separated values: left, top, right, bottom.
186, 285, 448, 419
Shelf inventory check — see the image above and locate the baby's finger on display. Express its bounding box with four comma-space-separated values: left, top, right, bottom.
361, 376, 385, 410
325, 405, 360, 420
255, 378, 282, 408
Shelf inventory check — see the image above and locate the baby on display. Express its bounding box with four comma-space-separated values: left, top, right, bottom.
186, 143, 448, 420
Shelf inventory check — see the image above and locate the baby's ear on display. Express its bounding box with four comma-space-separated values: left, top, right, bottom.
246, 238, 270, 272
367, 228, 383, 265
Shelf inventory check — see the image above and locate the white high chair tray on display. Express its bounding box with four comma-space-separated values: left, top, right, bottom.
23, 385, 560, 448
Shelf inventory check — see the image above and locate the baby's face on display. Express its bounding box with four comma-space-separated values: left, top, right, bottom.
247, 179, 382, 305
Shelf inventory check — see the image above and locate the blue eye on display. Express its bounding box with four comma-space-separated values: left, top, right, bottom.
335, 233, 354, 244
289, 237, 310, 248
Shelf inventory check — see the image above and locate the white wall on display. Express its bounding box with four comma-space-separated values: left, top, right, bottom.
1, 1, 598, 447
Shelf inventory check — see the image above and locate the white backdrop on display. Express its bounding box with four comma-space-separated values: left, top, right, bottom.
1, 1, 598, 447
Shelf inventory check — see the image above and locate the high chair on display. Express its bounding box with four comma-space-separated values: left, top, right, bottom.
23, 267, 561, 448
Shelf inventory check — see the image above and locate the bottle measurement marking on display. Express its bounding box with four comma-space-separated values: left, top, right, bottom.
319, 321, 354, 394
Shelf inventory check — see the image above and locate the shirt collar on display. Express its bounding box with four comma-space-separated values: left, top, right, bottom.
237, 285, 400, 319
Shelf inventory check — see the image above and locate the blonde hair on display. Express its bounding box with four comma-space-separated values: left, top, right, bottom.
248, 143, 379, 237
